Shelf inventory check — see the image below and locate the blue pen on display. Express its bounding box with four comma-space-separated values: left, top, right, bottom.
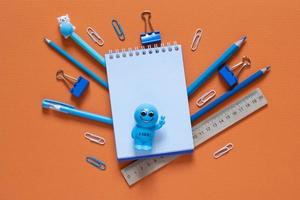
187, 36, 247, 96
191, 66, 270, 122
44, 38, 108, 89
42, 99, 113, 125
57, 15, 106, 67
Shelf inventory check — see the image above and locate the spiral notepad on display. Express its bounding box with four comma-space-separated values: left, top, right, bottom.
105, 44, 193, 161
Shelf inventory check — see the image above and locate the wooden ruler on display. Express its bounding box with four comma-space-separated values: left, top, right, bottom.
121, 88, 268, 186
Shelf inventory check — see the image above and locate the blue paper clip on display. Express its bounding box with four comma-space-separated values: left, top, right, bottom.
86, 157, 106, 170
112, 19, 125, 41
140, 11, 161, 46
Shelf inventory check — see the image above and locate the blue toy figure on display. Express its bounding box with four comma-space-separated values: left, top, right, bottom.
132, 104, 166, 151
57, 15, 75, 38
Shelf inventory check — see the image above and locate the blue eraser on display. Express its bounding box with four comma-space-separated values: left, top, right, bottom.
219, 65, 238, 89
71, 76, 89, 98
140, 31, 161, 46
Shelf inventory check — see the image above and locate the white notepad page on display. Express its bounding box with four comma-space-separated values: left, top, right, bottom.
105, 44, 193, 161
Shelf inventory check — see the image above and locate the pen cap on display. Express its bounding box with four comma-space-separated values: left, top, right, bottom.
42, 99, 75, 110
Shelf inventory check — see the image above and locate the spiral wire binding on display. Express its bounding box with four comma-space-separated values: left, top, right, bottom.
108, 42, 179, 59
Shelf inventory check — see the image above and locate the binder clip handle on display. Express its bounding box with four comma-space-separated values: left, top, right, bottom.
231, 56, 251, 78
56, 70, 77, 89
141, 10, 154, 33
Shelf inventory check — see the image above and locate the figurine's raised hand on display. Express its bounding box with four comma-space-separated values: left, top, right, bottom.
159, 116, 166, 126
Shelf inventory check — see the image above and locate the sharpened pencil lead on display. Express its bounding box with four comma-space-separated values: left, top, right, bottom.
240, 35, 247, 41
262, 66, 271, 73
44, 37, 50, 43
234, 35, 247, 47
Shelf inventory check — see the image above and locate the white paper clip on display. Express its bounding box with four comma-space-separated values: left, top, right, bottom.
86, 27, 104, 46
84, 132, 105, 145
196, 90, 216, 107
213, 143, 234, 159
191, 28, 203, 51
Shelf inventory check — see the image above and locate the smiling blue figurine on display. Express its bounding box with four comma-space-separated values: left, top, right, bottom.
132, 104, 166, 151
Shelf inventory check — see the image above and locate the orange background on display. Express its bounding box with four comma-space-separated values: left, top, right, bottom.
0, 0, 299, 199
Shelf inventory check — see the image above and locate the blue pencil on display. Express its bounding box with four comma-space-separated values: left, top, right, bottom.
44, 38, 108, 89
187, 36, 247, 96
191, 66, 270, 122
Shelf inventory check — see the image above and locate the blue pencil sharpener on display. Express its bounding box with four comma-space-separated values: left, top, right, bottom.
56, 70, 89, 98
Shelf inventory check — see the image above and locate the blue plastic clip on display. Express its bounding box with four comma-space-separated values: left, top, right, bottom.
56, 70, 89, 98
219, 56, 251, 89
140, 11, 161, 46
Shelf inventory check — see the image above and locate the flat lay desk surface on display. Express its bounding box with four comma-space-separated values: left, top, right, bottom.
0, 0, 299, 199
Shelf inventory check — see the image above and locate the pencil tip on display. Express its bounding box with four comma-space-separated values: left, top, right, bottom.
262, 66, 271, 73
44, 37, 50, 43
235, 35, 247, 47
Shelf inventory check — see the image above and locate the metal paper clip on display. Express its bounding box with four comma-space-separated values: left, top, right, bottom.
191, 28, 203, 51
86, 27, 104, 46
86, 157, 106, 170
196, 90, 216, 107
231, 56, 251, 78
112, 19, 125, 41
213, 143, 234, 159
84, 132, 105, 145
56, 70, 78, 89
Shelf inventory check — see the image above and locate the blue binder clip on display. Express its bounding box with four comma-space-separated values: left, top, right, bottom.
140, 11, 161, 46
219, 56, 251, 89
56, 70, 89, 98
